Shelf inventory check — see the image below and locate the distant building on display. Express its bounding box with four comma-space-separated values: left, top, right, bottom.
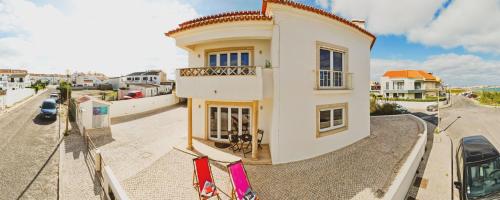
72, 72, 108, 87
0, 69, 31, 90
30, 73, 67, 85
106, 76, 127, 90
380, 70, 441, 99
370, 81, 381, 95
125, 70, 166, 85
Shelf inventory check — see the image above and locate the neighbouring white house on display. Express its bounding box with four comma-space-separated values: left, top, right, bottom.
74, 95, 111, 133
166, 0, 375, 164
72, 72, 108, 87
30, 73, 67, 85
107, 76, 128, 90
125, 70, 167, 85
380, 70, 442, 99
127, 83, 163, 97
0, 69, 31, 90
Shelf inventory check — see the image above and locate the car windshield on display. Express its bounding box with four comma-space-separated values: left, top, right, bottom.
467, 157, 500, 199
42, 102, 56, 109
127, 92, 136, 97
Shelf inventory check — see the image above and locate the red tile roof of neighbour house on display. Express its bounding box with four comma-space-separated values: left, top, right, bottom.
165, 11, 272, 36
165, 0, 376, 48
383, 70, 438, 81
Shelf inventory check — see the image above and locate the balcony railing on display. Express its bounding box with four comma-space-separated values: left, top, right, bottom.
179, 66, 256, 77
318, 71, 352, 90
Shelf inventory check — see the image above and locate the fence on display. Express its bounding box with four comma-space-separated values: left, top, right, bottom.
83, 128, 129, 200
0, 88, 35, 108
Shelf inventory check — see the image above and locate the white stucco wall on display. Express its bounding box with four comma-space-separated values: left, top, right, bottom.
4, 88, 35, 107
109, 94, 179, 118
269, 5, 372, 164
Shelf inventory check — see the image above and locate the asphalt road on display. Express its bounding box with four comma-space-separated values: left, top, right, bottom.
441, 95, 500, 148
0, 89, 60, 200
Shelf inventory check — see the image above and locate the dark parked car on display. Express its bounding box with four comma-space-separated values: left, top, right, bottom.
40, 99, 58, 119
455, 135, 500, 199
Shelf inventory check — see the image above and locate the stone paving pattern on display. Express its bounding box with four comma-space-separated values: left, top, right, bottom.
60, 127, 101, 200
122, 115, 423, 200
0, 89, 59, 200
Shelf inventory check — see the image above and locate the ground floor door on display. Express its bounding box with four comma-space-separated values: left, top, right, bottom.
208, 106, 251, 142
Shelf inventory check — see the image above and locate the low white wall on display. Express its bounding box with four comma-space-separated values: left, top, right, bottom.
4, 88, 35, 107
109, 94, 179, 118
378, 100, 437, 110
102, 165, 129, 200
383, 114, 427, 200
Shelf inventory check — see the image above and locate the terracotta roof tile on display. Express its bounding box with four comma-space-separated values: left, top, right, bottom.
165, 0, 376, 49
165, 11, 272, 36
263, 0, 376, 48
383, 70, 437, 81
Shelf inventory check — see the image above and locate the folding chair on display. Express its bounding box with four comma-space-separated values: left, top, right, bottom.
227, 160, 258, 200
193, 156, 221, 200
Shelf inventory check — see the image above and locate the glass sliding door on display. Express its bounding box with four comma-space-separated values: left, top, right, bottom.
208, 105, 251, 142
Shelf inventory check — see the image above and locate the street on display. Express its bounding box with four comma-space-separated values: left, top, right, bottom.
442, 95, 500, 148
0, 89, 60, 200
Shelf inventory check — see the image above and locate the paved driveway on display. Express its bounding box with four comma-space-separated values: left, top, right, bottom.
97, 104, 187, 181
0, 89, 59, 200
441, 95, 500, 148
122, 115, 424, 200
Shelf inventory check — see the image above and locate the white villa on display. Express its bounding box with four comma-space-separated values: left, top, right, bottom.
166, 0, 375, 164
380, 70, 441, 99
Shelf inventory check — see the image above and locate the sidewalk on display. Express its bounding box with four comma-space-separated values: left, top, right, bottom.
59, 126, 102, 200
414, 132, 453, 200
0, 89, 48, 116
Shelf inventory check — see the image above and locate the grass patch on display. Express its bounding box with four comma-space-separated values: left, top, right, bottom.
477, 91, 500, 106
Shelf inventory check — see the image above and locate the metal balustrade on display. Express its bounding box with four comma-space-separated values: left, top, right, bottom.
179, 66, 257, 77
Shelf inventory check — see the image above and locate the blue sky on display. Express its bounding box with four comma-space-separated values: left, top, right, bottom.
1, 0, 500, 86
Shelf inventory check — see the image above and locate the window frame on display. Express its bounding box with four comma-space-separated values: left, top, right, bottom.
316, 41, 349, 90
205, 47, 254, 67
316, 103, 348, 138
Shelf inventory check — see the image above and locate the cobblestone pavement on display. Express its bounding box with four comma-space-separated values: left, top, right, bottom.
60, 128, 102, 200
0, 89, 60, 200
98, 105, 187, 181
122, 115, 423, 200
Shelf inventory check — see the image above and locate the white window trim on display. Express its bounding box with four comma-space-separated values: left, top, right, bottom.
208, 50, 251, 67
316, 103, 348, 138
319, 107, 346, 132
316, 41, 349, 90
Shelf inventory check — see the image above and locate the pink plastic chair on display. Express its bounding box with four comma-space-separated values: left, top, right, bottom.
227, 160, 258, 200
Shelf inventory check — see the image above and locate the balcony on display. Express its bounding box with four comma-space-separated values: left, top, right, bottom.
176, 66, 269, 101
384, 89, 425, 93
314, 72, 353, 94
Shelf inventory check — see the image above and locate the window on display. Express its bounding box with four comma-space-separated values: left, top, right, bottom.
205, 47, 253, 67
219, 53, 228, 66
316, 103, 348, 137
386, 82, 389, 90
143, 77, 148, 80
317, 42, 347, 89
127, 77, 132, 81
209, 55, 217, 67
134, 77, 139, 80
414, 82, 422, 90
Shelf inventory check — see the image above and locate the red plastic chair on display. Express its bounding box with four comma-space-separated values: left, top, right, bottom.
193, 156, 221, 200
227, 160, 258, 200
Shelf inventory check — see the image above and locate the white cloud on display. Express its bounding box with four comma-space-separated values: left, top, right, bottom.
371, 54, 500, 87
408, 0, 500, 54
0, 0, 198, 78
331, 0, 446, 35
315, 0, 330, 9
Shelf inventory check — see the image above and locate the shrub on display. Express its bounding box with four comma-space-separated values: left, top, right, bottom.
371, 103, 409, 116
478, 91, 500, 105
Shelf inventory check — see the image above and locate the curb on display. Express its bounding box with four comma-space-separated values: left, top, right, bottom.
0, 89, 49, 116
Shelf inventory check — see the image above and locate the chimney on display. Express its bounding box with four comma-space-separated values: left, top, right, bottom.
351, 19, 365, 29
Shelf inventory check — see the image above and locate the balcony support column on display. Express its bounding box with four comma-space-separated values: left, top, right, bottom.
187, 98, 193, 150
251, 100, 259, 160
